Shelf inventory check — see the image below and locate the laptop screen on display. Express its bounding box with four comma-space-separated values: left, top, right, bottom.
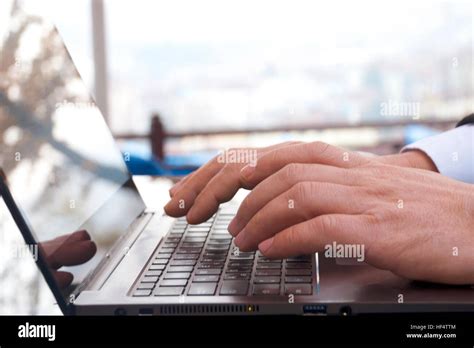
0, 13, 146, 304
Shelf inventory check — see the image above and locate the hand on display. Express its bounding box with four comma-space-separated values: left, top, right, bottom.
164, 142, 303, 223
229, 143, 474, 284
165, 141, 438, 225
40, 230, 97, 288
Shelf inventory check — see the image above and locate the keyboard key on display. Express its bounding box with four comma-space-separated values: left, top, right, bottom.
195, 269, 221, 275
184, 237, 207, 243
145, 270, 162, 277
177, 247, 202, 254
198, 262, 225, 269
210, 235, 232, 240
206, 244, 230, 250
150, 264, 166, 271
173, 254, 199, 260
137, 282, 155, 290
160, 279, 188, 287
286, 263, 312, 269
229, 255, 254, 260
169, 231, 184, 236
224, 272, 250, 280
254, 276, 280, 284
284, 284, 312, 295
226, 266, 252, 273
155, 287, 184, 296
164, 272, 191, 279
286, 255, 311, 262
256, 263, 281, 269
207, 239, 231, 245
285, 269, 312, 276
188, 227, 211, 232
152, 259, 169, 265
220, 281, 249, 295
214, 220, 231, 226
167, 266, 194, 273
285, 276, 312, 283
253, 284, 280, 295
156, 253, 172, 259
159, 248, 175, 253
202, 254, 227, 260
163, 242, 178, 248
211, 229, 230, 234
182, 242, 205, 248
257, 259, 282, 264
255, 270, 281, 276
188, 282, 217, 296
133, 289, 152, 297
193, 275, 220, 282
142, 276, 159, 283
186, 233, 208, 239
170, 260, 197, 266
203, 250, 228, 256
228, 260, 254, 266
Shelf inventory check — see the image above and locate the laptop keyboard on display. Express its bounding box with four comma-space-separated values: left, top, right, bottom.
132, 212, 315, 297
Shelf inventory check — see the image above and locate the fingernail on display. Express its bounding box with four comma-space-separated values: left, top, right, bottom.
240, 164, 255, 180
258, 237, 274, 254
227, 218, 241, 236
234, 231, 246, 247
186, 207, 197, 224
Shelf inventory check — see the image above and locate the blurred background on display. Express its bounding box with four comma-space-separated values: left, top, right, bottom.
4, 0, 473, 175
0, 0, 472, 314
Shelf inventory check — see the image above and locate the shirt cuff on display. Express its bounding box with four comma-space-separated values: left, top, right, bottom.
401, 125, 474, 184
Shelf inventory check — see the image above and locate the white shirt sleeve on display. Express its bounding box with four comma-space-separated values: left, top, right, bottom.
401, 125, 474, 184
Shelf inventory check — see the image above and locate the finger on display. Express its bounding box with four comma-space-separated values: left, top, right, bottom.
164, 154, 224, 217
47, 239, 97, 269
185, 142, 305, 224
169, 173, 193, 197
41, 230, 92, 264
186, 163, 247, 224
229, 163, 360, 235
258, 214, 371, 259
240, 141, 369, 187
234, 182, 365, 251
54, 271, 74, 289
47, 230, 91, 245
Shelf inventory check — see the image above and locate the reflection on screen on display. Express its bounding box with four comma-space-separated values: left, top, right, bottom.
0, 12, 145, 301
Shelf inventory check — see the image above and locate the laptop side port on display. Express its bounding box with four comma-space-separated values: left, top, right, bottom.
303, 304, 327, 315
138, 308, 154, 316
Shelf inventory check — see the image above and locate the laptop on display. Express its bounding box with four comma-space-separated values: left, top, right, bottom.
1, 13, 473, 316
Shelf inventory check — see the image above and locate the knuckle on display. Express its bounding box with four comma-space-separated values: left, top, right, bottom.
309, 141, 330, 155
364, 163, 393, 180
260, 148, 279, 166
280, 163, 300, 185
283, 227, 301, 249
289, 182, 319, 219
291, 181, 318, 202
318, 214, 338, 233
290, 182, 308, 201
250, 210, 263, 229
239, 193, 253, 214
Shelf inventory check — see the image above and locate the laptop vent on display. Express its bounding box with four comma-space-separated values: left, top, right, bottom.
159, 304, 260, 315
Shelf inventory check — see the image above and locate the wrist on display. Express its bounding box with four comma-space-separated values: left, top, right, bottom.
379, 150, 438, 172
